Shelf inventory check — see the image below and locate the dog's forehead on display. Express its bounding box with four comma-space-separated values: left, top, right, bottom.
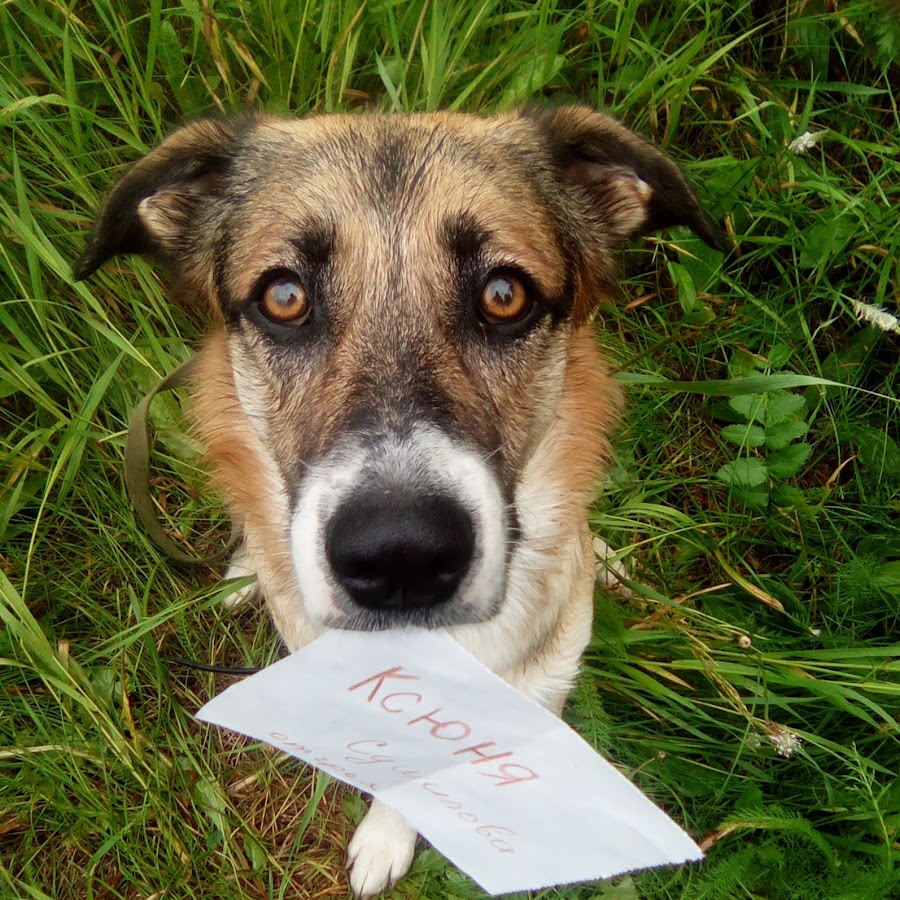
249, 112, 533, 190
224, 114, 570, 299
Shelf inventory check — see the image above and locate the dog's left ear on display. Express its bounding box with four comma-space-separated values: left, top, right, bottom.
524, 105, 727, 253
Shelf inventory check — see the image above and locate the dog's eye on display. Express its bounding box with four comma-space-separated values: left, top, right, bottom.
479, 275, 530, 324
259, 276, 310, 325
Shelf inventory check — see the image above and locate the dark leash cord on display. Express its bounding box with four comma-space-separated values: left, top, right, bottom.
125, 356, 239, 566
167, 656, 262, 676
129, 356, 265, 679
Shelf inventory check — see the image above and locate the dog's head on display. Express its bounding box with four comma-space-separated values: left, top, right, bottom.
76, 107, 723, 630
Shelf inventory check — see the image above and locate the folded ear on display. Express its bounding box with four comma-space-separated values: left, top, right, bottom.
72, 117, 253, 280
524, 105, 727, 253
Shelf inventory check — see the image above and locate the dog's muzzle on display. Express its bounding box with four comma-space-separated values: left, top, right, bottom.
290, 426, 507, 628
325, 491, 475, 611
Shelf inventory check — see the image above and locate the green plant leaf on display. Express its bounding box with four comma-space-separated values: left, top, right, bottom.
799, 216, 855, 271
668, 261, 697, 315
770, 484, 807, 508
853, 426, 900, 479
615, 372, 898, 403
730, 484, 771, 509
765, 392, 807, 426
728, 348, 758, 378
729, 393, 766, 423
497, 51, 565, 106
872, 561, 900, 594
791, 14, 832, 76
722, 424, 767, 447
765, 418, 810, 450
673, 227, 723, 293
768, 344, 792, 368
767, 443, 812, 479
717, 458, 768, 487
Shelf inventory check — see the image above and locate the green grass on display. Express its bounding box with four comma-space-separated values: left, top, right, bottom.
1, 1, 898, 898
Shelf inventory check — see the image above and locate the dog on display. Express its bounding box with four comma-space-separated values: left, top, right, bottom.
74, 105, 724, 898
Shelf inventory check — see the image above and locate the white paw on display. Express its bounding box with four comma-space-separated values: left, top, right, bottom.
221, 542, 262, 609
347, 801, 417, 899
593, 536, 632, 597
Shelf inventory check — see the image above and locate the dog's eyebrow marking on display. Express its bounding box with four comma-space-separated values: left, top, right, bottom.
289, 220, 336, 270
443, 213, 490, 263
443, 212, 561, 300
441, 211, 577, 324
218, 218, 336, 318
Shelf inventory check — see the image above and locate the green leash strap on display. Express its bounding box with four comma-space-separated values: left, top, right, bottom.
125, 355, 236, 566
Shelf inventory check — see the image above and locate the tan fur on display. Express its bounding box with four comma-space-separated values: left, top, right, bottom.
192, 333, 321, 650
449, 327, 619, 686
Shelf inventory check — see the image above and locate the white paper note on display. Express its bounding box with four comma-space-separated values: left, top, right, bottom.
196, 629, 702, 895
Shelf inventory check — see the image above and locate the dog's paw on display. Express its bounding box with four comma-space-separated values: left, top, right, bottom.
593, 536, 632, 597
220, 542, 262, 609
347, 801, 417, 899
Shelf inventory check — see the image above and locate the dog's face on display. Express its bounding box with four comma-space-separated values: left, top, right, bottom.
76, 107, 723, 631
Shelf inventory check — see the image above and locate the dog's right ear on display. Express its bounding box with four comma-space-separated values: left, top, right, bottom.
72, 118, 251, 280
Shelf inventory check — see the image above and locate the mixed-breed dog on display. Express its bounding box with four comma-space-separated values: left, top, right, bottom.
75, 105, 725, 897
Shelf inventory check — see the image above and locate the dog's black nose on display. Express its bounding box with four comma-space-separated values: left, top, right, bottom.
325, 493, 474, 611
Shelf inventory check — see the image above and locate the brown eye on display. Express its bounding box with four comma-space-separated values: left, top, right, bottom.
260, 276, 310, 325
479, 275, 529, 324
